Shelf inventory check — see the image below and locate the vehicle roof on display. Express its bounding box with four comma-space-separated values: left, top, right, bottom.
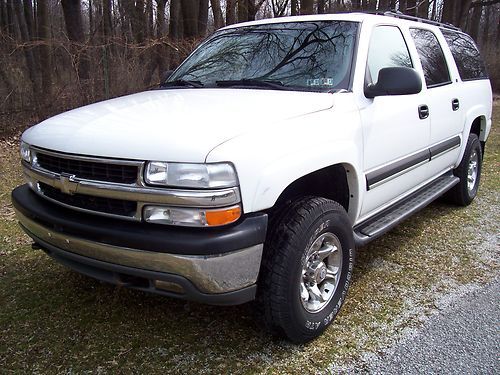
220, 12, 461, 33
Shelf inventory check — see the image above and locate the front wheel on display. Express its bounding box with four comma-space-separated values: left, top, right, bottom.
445, 133, 483, 206
257, 197, 355, 344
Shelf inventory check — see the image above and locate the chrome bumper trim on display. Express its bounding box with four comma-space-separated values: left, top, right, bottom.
23, 165, 241, 208
15, 208, 263, 294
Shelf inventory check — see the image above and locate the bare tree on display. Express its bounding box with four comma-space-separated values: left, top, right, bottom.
169, 0, 183, 39
226, 0, 236, 25
13, 0, 40, 101
61, 0, 90, 80
37, 0, 52, 103
300, 0, 314, 14
210, 0, 224, 29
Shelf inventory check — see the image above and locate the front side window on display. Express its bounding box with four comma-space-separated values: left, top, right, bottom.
167, 21, 359, 92
410, 28, 451, 88
441, 29, 487, 81
366, 25, 412, 84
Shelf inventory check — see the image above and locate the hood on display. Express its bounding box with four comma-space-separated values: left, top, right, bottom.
23, 88, 334, 162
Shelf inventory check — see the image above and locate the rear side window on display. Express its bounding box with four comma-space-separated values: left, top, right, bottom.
366, 25, 412, 84
410, 28, 451, 88
441, 29, 487, 81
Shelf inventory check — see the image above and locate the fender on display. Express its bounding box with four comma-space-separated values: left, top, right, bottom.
249, 145, 363, 222
456, 102, 492, 166
205, 100, 364, 220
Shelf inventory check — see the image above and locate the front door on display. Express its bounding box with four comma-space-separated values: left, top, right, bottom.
359, 25, 431, 218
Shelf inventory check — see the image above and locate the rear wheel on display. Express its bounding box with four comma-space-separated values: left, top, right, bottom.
445, 133, 482, 206
257, 197, 355, 344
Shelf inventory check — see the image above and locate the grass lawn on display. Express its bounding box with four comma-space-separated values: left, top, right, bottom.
0, 104, 498, 374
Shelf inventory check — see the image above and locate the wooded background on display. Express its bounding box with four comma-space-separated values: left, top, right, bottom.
0, 0, 498, 135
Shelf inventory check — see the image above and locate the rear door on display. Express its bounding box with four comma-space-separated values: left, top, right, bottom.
409, 27, 463, 179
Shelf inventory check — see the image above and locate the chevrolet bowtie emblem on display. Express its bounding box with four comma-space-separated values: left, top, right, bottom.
59, 173, 78, 195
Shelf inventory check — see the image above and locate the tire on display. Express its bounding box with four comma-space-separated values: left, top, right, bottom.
445, 133, 482, 206
257, 197, 355, 344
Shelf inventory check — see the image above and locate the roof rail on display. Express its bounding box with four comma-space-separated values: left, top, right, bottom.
363, 10, 461, 31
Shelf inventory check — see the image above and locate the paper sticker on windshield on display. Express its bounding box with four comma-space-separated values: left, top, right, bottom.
307, 78, 334, 87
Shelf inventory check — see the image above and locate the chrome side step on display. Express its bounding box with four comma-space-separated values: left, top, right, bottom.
354, 173, 459, 247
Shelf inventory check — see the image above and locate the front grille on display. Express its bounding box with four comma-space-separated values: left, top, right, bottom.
36, 152, 138, 184
39, 183, 137, 217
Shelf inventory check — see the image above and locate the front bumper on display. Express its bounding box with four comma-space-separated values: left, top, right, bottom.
12, 185, 268, 305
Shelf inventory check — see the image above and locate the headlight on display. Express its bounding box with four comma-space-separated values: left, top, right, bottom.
20, 141, 31, 163
144, 162, 238, 189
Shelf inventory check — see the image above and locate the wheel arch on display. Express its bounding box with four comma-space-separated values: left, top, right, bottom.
259, 162, 361, 223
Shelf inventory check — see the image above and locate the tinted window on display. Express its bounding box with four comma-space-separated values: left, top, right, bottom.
441, 29, 487, 80
366, 25, 412, 84
169, 21, 358, 92
410, 28, 451, 87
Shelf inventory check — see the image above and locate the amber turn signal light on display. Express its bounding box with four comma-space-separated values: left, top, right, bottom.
205, 206, 241, 226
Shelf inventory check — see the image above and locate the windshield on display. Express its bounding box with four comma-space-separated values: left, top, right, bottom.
167, 21, 358, 92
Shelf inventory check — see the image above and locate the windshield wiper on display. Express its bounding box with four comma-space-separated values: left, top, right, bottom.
161, 79, 204, 88
216, 79, 286, 90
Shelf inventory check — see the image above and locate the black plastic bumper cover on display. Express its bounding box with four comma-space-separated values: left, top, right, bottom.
11, 184, 268, 305
12, 184, 268, 256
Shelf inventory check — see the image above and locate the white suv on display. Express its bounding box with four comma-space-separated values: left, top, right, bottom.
13, 12, 492, 343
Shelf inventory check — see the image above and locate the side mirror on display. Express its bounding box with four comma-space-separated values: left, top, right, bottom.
365, 67, 422, 98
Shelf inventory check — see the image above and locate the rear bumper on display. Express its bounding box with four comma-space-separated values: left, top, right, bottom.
12, 185, 268, 305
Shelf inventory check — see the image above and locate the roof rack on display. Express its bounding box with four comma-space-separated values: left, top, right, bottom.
364, 10, 461, 31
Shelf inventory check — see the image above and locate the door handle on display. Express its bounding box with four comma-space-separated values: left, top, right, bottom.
418, 104, 429, 120
452, 98, 460, 111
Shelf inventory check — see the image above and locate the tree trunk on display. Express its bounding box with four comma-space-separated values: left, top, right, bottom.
378, 0, 390, 11
181, 0, 198, 38
441, 0, 457, 25
146, 0, 153, 39
481, 5, 491, 50
169, 0, 182, 39
430, 0, 437, 20
351, 0, 361, 11
0, 0, 8, 34
210, 0, 224, 29
61, 0, 90, 80
457, 0, 473, 30
366, 0, 376, 11
13, 0, 40, 105
103, 0, 112, 38
23, 0, 34, 39
6, 0, 18, 37
88, 0, 93, 35
238, 0, 248, 22
37, 0, 52, 103
131, 0, 146, 43
318, 0, 327, 13
406, 0, 416, 16
300, 0, 313, 14
399, 0, 407, 13
198, 0, 209, 36
468, 5, 482, 41
156, 0, 168, 77
417, 0, 429, 18
226, 0, 236, 25
248, 0, 265, 21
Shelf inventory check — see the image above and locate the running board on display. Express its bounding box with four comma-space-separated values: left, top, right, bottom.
353, 173, 459, 247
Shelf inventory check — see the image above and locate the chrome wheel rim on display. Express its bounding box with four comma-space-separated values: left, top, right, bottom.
300, 232, 342, 313
467, 149, 479, 193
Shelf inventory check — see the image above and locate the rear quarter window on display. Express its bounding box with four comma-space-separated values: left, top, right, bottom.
441, 29, 487, 81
